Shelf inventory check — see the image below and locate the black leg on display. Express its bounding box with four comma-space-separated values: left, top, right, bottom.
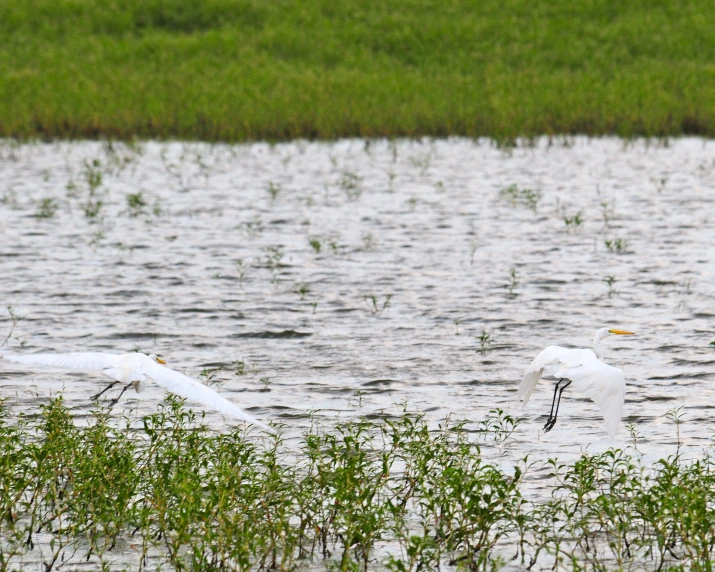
543, 379, 564, 431
544, 379, 572, 433
547, 379, 563, 419
92, 381, 119, 401
109, 383, 132, 407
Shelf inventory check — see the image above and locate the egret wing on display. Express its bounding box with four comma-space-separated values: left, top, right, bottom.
2, 352, 123, 371
568, 361, 625, 436
145, 362, 271, 431
518, 346, 587, 406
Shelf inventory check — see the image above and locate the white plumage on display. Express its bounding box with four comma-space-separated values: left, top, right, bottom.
2, 352, 271, 431
518, 328, 633, 435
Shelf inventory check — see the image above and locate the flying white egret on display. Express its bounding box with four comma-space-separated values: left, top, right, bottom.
1, 352, 271, 431
517, 328, 634, 435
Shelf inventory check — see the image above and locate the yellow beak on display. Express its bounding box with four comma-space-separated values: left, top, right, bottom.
609, 329, 635, 335
157, 357, 167, 364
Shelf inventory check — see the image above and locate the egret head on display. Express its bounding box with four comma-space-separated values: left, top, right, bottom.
148, 354, 167, 365
593, 328, 634, 357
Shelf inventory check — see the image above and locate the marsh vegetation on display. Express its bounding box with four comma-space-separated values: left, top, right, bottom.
2, 398, 715, 570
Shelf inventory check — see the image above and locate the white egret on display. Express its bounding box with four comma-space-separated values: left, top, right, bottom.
1, 352, 271, 431
517, 328, 634, 435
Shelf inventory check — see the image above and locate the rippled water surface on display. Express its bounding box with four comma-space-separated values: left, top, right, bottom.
1, 137, 715, 566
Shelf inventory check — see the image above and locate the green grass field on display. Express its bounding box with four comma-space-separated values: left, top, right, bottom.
1, 0, 714, 141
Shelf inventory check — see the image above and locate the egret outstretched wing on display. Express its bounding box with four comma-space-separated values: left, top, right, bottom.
2, 352, 123, 371
2, 352, 272, 432
517, 346, 594, 406
568, 361, 625, 436
144, 360, 271, 431
518, 344, 626, 436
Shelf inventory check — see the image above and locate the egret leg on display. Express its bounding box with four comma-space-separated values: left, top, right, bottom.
544, 380, 572, 433
91, 381, 119, 401
544, 379, 564, 425
108, 383, 132, 407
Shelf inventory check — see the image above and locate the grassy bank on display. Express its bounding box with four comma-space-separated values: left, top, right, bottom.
1, 397, 714, 570
1, 0, 714, 141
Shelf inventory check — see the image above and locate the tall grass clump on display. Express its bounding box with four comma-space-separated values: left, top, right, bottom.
2, 398, 715, 570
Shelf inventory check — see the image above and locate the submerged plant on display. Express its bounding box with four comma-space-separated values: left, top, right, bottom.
263, 246, 285, 285
295, 283, 311, 300
507, 267, 519, 295
236, 258, 250, 286
604, 274, 617, 297
81, 158, 104, 219
605, 238, 629, 254
267, 181, 281, 200
499, 184, 541, 212
364, 294, 392, 315
601, 199, 616, 228
477, 330, 493, 353
338, 171, 361, 201
563, 211, 583, 232
309, 237, 322, 253
35, 197, 58, 218
126, 191, 148, 217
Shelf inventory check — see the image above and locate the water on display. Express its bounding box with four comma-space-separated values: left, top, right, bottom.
1, 137, 714, 567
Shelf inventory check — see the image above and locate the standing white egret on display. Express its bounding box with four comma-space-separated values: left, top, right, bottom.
517, 328, 634, 435
1, 352, 271, 431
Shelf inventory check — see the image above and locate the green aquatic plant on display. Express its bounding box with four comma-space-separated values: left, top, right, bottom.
605, 238, 629, 254
35, 197, 58, 218
267, 181, 281, 200
295, 283, 311, 300
1, 188, 18, 208
499, 184, 541, 213
236, 258, 250, 286
338, 171, 361, 201
351, 389, 366, 408
469, 239, 478, 266
477, 330, 493, 353
604, 274, 617, 297
102, 138, 144, 170
125, 191, 148, 217
364, 294, 392, 315
601, 199, 616, 228
263, 246, 284, 285
507, 267, 519, 295
477, 408, 521, 443
309, 237, 322, 253
232, 360, 247, 376
563, 211, 583, 232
